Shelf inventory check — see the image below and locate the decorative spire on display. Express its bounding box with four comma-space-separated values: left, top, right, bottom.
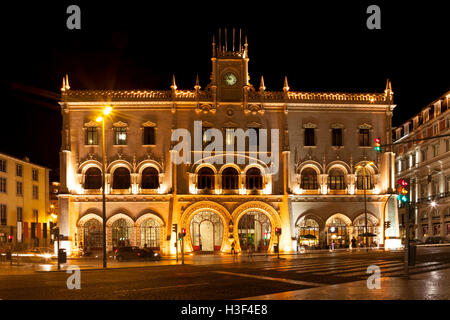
194, 74, 201, 90
283, 76, 290, 92
243, 35, 248, 58
65, 74, 70, 90
385, 78, 393, 96
259, 75, 265, 91
171, 74, 177, 91
212, 35, 216, 58
61, 76, 66, 91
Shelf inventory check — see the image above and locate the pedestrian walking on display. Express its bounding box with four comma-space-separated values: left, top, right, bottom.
351, 237, 357, 252
231, 241, 237, 262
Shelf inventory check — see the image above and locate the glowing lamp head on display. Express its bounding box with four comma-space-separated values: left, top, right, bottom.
96, 116, 103, 123
103, 106, 112, 115
431, 201, 436, 207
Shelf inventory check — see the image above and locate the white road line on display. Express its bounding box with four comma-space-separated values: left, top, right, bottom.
114, 282, 208, 293
383, 263, 450, 277
293, 260, 389, 274
213, 270, 326, 287
313, 261, 403, 275
263, 259, 381, 271
337, 261, 443, 277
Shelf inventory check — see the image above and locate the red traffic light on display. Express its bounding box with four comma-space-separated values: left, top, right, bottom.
374, 138, 380, 143
275, 227, 282, 235
181, 228, 186, 235
7, 235, 13, 240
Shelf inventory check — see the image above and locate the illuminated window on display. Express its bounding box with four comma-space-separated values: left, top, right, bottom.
83, 219, 103, 250
356, 169, 373, 190
328, 168, 345, 190
85, 127, 98, 145
114, 127, 127, 145
140, 218, 161, 250
359, 129, 370, 146
301, 168, 318, 190
112, 219, 132, 249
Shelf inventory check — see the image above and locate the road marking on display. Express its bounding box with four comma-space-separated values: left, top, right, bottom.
293, 260, 390, 274
337, 261, 442, 277
114, 282, 208, 293
213, 271, 326, 287
263, 259, 380, 271
313, 261, 403, 275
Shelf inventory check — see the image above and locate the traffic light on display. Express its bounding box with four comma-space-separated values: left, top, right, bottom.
397, 178, 409, 203
374, 138, 381, 152
7, 235, 12, 242
384, 221, 391, 229
181, 228, 186, 237
275, 227, 282, 236
172, 224, 177, 233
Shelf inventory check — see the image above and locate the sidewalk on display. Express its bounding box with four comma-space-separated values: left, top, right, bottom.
241, 268, 450, 300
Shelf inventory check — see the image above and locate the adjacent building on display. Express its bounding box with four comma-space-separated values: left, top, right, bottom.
0, 153, 51, 249
393, 91, 450, 241
58, 31, 400, 256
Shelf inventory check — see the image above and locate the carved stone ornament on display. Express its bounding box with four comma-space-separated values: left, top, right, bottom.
113, 121, 128, 128
247, 121, 262, 128
142, 121, 156, 127
359, 123, 373, 130
331, 123, 345, 129
303, 122, 317, 129
223, 121, 238, 128
84, 120, 99, 127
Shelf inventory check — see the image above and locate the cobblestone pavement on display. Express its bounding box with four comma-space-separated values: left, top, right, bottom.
0, 246, 448, 299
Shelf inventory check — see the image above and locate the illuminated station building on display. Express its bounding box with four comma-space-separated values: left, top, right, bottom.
58, 31, 401, 256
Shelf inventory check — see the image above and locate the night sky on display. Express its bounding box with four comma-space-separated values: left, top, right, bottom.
1, 1, 448, 181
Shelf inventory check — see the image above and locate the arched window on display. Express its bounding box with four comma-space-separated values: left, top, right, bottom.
246, 167, 263, 190
113, 167, 131, 189
84, 167, 102, 189
197, 167, 215, 190
141, 167, 159, 189
222, 167, 239, 190
140, 218, 161, 250
356, 168, 374, 190
301, 168, 318, 190
328, 168, 345, 190
297, 218, 320, 247
83, 219, 102, 249
112, 218, 132, 249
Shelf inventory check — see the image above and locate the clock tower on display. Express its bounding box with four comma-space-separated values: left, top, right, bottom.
209, 28, 250, 102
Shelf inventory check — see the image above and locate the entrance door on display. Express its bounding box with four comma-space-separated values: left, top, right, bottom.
190, 211, 223, 252
199, 221, 214, 251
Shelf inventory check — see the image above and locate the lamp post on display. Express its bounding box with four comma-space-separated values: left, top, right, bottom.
356, 161, 374, 253
96, 106, 112, 269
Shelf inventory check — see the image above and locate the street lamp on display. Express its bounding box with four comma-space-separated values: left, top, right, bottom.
96, 106, 112, 269
356, 161, 374, 253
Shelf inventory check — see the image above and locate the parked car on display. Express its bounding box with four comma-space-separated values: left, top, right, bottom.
114, 246, 161, 261
424, 236, 449, 244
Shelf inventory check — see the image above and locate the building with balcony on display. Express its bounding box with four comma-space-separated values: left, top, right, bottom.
393, 91, 450, 241
0, 153, 51, 249
58, 31, 400, 256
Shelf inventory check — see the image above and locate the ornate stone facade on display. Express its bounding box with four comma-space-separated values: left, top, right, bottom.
58, 31, 400, 256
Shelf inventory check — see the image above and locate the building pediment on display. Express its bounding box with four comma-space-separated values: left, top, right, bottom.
113, 121, 128, 127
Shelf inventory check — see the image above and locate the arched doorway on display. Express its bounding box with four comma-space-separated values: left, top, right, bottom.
237, 211, 271, 252
353, 215, 379, 247
112, 218, 132, 250
140, 218, 161, 250
190, 211, 223, 252
296, 218, 320, 248
325, 215, 350, 248
83, 219, 102, 250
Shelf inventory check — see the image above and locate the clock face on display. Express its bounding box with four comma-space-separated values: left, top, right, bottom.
223, 72, 237, 86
